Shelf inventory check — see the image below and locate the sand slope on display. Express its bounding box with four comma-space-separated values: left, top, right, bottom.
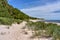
0, 21, 28, 40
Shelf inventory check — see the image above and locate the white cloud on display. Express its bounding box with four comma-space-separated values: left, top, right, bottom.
21, 1, 60, 20
21, 1, 60, 12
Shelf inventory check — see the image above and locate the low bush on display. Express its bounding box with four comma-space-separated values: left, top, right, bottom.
0, 17, 22, 25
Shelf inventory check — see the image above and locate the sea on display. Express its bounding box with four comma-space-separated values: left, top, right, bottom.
45, 20, 60, 23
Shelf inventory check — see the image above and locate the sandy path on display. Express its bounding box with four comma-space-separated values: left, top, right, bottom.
0, 21, 29, 40
0, 21, 52, 40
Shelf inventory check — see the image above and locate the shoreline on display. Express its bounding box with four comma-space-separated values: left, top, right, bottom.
45, 21, 60, 25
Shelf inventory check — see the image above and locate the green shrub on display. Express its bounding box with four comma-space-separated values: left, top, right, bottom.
0, 17, 22, 25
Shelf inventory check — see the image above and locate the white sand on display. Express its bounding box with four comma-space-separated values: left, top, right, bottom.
29, 19, 42, 22
0, 21, 29, 40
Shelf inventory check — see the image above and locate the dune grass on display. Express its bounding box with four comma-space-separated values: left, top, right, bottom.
0, 17, 22, 25
26, 21, 60, 40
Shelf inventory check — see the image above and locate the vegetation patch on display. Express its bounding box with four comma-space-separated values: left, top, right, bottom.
0, 17, 22, 25
26, 21, 60, 40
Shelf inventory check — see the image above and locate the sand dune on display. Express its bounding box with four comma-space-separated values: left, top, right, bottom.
0, 21, 53, 40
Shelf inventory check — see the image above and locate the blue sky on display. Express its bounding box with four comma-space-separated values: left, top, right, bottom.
8, 0, 60, 20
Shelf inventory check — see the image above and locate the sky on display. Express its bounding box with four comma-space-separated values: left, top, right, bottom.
8, 0, 60, 20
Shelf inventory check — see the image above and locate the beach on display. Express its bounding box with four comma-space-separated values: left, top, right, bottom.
0, 20, 60, 40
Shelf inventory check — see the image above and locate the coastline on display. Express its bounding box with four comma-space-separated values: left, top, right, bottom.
45, 21, 60, 25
